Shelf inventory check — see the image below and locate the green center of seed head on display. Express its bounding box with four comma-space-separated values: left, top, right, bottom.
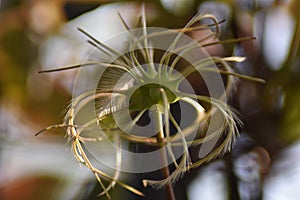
129, 83, 177, 111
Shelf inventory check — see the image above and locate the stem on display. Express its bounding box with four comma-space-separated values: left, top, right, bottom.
153, 106, 176, 200
226, 157, 240, 200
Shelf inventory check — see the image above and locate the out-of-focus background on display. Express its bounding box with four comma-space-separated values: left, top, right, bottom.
0, 0, 300, 199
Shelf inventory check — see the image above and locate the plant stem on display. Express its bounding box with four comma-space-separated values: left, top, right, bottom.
153, 106, 176, 200
226, 157, 240, 200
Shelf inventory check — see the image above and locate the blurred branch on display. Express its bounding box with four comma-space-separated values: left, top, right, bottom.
226, 157, 241, 200
285, 2, 300, 67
